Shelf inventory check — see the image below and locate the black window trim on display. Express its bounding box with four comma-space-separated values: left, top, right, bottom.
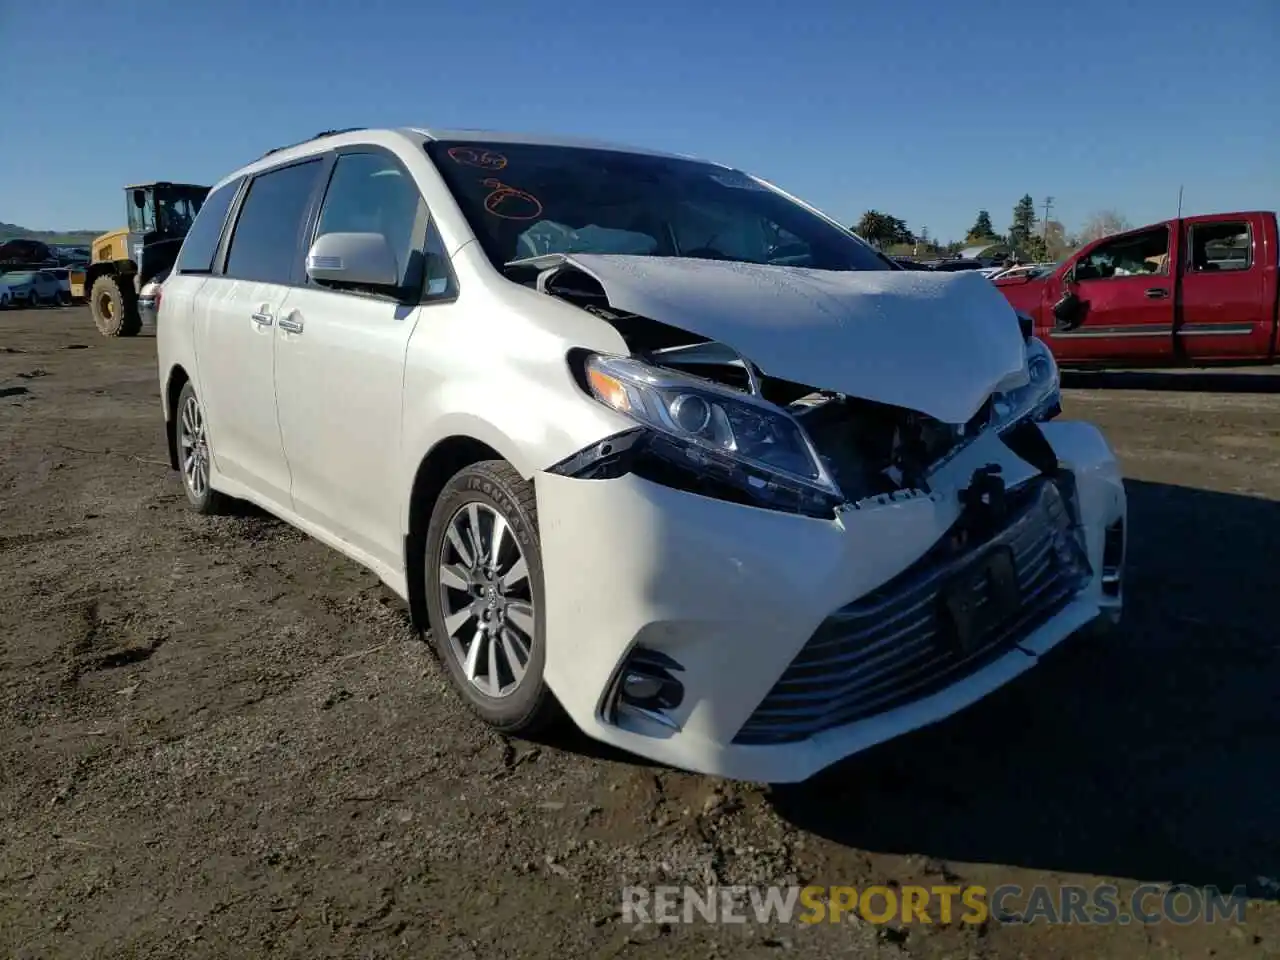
175, 175, 246, 277
1185, 219, 1253, 273
299, 143, 460, 307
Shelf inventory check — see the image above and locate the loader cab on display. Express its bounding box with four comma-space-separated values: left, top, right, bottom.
126, 182, 208, 241
123, 182, 210, 289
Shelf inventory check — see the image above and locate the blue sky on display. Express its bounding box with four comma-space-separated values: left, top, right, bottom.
3, 0, 1276, 240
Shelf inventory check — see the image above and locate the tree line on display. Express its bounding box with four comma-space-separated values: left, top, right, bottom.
852, 199, 1131, 262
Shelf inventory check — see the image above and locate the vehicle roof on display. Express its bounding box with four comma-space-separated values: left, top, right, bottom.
212, 126, 720, 192
411, 127, 700, 161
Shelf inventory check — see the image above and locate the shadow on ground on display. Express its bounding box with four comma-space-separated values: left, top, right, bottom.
1062, 369, 1280, 394
770, 480, 1280, 897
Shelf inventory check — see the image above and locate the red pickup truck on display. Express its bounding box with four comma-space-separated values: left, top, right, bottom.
995, 211, 1279, 366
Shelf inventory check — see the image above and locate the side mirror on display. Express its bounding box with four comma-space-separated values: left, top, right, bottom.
133, 189, 147, 209
306, 232, 399, 288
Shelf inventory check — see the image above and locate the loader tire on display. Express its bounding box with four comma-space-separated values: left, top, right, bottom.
91, 275, 141, 337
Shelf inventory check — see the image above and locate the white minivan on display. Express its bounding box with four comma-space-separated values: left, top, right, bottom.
157, 128, 1126, 782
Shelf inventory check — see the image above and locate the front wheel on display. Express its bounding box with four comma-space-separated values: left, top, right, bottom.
423, 460, 558, 734
174, 382, 230, 514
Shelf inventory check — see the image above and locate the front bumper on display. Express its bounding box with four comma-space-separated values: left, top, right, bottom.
535, 420, 1125, 783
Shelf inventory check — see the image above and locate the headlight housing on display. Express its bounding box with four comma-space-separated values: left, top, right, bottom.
577, 354, 843, 513
989, 337, 1060, 432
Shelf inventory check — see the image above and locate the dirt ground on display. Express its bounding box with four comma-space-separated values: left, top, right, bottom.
2, 305, 1278, 959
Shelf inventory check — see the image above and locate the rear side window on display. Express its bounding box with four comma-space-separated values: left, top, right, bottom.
225, 160, 323, 284
1188, 221, 1252, 272
175, 178, 241, 275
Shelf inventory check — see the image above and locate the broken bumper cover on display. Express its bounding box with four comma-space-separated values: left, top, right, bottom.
535, 420, 1125, 783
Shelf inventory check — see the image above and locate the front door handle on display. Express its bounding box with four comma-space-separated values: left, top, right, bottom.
278, 316, 304, 334
250, 311, 274, 326
1144, 287, 1169, 299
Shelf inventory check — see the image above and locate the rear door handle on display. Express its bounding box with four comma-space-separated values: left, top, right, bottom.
278, 316, 304, 334
251, 311, 274, 326
1144, 287, 1169, 299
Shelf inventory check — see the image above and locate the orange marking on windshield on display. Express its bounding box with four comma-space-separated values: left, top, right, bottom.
447, 147, 508, 170
482, 179, 543, 221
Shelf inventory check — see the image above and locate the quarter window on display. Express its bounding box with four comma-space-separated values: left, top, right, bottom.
1188, 221, 1251, 272
224, 160, 323, 285
313, 152, 431, 294
175, 178, 242, 275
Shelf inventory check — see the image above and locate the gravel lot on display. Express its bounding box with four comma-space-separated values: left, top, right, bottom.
2, 306, 1278, 959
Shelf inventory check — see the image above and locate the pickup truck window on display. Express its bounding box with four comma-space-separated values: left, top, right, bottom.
1076, 226, 1169, 280
1188, 221, 1251, 272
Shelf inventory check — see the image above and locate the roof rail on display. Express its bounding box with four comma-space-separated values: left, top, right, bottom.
261, 127, 367, 159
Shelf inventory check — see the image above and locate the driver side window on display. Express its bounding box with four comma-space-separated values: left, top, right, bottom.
1075, 226, 1169, 281
314, 152, 430, 295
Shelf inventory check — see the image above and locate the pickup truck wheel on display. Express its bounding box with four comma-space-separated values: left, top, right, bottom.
90, 275, 141, 337
175, 382, 230, 515
423, 459, 559, 735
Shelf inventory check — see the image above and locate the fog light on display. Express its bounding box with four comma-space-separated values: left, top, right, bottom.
621, 672, 665, 702
607, 648, 686, 731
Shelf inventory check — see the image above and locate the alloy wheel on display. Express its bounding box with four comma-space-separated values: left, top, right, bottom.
437, 501, 535, 698
178, 393, 210, 499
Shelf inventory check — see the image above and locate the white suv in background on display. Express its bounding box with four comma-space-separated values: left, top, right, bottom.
157, 128, 1126, 783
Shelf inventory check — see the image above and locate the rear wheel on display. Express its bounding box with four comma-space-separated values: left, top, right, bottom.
175, 381, 230, 515
90, 275, 141, 337
423, 460, 558, 734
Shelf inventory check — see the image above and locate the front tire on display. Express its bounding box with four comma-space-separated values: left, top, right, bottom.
423, 460, 557, 734
90, 275, 141, 337
174, 382, 230, 515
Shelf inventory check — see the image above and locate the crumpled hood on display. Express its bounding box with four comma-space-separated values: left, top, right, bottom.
541, 254, 1029, 423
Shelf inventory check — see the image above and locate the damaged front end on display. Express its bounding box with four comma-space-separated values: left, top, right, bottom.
534, 255, 1063, 522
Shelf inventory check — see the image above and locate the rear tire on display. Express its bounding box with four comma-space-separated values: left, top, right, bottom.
174, 381, 230, 515
90, 275, 141, 337
423, 459, 558, 735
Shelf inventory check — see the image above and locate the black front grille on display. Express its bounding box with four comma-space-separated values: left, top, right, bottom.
734, 480, 1089, 746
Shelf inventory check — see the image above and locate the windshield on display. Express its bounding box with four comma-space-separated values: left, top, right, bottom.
427, 141, 890, 272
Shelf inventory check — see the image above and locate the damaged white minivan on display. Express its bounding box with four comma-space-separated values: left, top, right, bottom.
157, 127, 1125, 783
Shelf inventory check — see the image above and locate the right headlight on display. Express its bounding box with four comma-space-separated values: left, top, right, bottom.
989, 337, 1061, 432
578, 353, 843, 510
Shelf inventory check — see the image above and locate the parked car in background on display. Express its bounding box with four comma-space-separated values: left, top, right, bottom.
0, 277, 11, 308
929, 258, 990, 272
891, 256, 934, 271
156, 126, 1126, 783
43, 267, 74, 305
0, 270, 61, 306
989, 262, 1056, 282
995, 211, 1280, 367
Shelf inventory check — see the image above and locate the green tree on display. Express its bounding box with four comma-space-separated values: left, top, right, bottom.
854, 210, 914, 249
966, 210, 996, 242
1021, 234, 1048, 262
1008, 195, 1038, 247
